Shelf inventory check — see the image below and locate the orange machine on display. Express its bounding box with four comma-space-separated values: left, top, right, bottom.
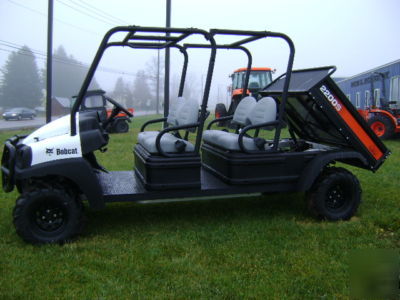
215, 67, 273, 120
358, 107, 400, 139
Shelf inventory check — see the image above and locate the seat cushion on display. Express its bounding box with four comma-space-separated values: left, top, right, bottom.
202, 130, 223, 144
203, 131, 259, 151
137, 131, 159, 145
139, 133, 195, 154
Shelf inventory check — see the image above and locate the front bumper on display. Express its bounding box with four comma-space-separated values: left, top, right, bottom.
1, 135, 25, 192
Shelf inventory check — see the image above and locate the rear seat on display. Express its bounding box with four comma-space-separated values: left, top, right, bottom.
203, 96, 256, 143
203, 97, 277, 151
137, 97, 199, 154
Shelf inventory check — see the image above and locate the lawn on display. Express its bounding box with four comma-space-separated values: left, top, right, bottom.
0, 115, 398, 299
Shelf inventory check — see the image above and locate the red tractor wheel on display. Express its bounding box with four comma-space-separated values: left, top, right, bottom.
367, 114, 394, 139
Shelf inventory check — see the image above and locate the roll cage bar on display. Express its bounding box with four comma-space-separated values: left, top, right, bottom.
71, 26, 295, 153
70, 26, 217, 137
185, 29, 295, 152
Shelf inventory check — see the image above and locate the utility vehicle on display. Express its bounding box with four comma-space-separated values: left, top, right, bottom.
1, 26, 390, 244
77, 89, 134, 133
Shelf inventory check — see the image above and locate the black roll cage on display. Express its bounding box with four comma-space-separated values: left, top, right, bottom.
70, 26, 217, 139
186, 29, 295, 152
70, 26, 295, 154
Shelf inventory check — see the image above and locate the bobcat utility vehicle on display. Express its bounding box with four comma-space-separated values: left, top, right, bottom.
1, 26, 390, 244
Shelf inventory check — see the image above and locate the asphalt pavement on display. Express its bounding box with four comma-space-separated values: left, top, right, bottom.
0, 117, 46, 132
0, 111, 158, 132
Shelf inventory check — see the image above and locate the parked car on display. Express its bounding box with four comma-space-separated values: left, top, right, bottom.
2, 107, 36, 121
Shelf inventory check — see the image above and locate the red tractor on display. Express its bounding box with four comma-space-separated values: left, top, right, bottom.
359, 106, 400, 139
357, 72, 400, 139
215, 67, 273, 119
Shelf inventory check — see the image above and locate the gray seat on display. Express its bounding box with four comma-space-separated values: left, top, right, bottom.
203, 97, 277, 151
139, 133, 195, 153
137, 97, 184, 144
203, 96, 256, 143
138, 97, 199, 154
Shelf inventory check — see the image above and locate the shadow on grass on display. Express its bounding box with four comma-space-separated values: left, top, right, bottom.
84, 192, 310, 237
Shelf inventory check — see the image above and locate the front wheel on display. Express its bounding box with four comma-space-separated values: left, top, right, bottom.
112, 119, 129, 133
13, 187, 85, 244
306, 167, 361, 221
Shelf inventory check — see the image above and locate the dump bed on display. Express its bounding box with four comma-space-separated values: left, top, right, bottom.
260, 66, 390, 171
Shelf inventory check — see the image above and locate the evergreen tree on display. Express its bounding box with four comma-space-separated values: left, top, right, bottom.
111, 77, 126, 103
111, 77, 134, 108
0, 46, 42, 108
41, 45, 100, 98
132, 70, 152, 109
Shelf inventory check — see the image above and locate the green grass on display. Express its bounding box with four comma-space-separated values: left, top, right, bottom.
0, 116, 399, 298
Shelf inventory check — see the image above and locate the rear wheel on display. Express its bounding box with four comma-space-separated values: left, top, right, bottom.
368, 114, 394, 139
307, 167, 361, 221
13, 187, 85, 244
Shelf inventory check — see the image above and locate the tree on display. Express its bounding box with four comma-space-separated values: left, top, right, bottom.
0, 46, 42, 108
111, 77, 126, 103
132, 70, 152, 110
146, 55, 164, 112
111, 77, 134, 108
41, 45, 100, 98
171, 72, 199, 103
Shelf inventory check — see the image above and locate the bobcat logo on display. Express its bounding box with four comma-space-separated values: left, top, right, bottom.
46, 148, 54, 156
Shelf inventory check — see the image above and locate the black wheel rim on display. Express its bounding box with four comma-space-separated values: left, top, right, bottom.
326, 184, 347, 212
33, 203, 67, 232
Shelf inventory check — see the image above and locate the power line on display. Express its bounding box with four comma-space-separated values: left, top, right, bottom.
6, 0, 101, 37
55, 0, 118, 27
72, 0, 129, 25
0, 42, 147, 78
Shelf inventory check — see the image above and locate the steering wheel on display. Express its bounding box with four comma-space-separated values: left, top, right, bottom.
101, 96, 133, 130
105, 96, 133, 117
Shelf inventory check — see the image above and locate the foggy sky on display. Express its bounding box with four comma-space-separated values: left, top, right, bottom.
0, 0, 399, 106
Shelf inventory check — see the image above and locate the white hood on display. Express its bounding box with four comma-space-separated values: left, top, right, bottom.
23, 114, 80, 145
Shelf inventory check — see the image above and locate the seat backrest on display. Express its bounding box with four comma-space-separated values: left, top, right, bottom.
166, 96, 185, 126
248, 97, 277, 128
232, 96, 257, 126
176, 98, 199, 132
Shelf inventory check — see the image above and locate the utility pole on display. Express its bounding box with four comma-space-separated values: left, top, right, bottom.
46, 0, 53, 123
156, 49, 160, 115
164, 0, 171, 127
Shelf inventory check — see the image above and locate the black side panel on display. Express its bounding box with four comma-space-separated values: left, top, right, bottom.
80, 130, 108, 154
15, 158, 104, 209
134, 144, 201, 190
79, 111, 109, 154
201, 143, 319, 186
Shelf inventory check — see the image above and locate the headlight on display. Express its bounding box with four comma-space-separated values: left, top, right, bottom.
11, 113, 17, 116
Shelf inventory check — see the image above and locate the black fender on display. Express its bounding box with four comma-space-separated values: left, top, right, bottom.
15, 158, 104, 209
297, 151, 368, 192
